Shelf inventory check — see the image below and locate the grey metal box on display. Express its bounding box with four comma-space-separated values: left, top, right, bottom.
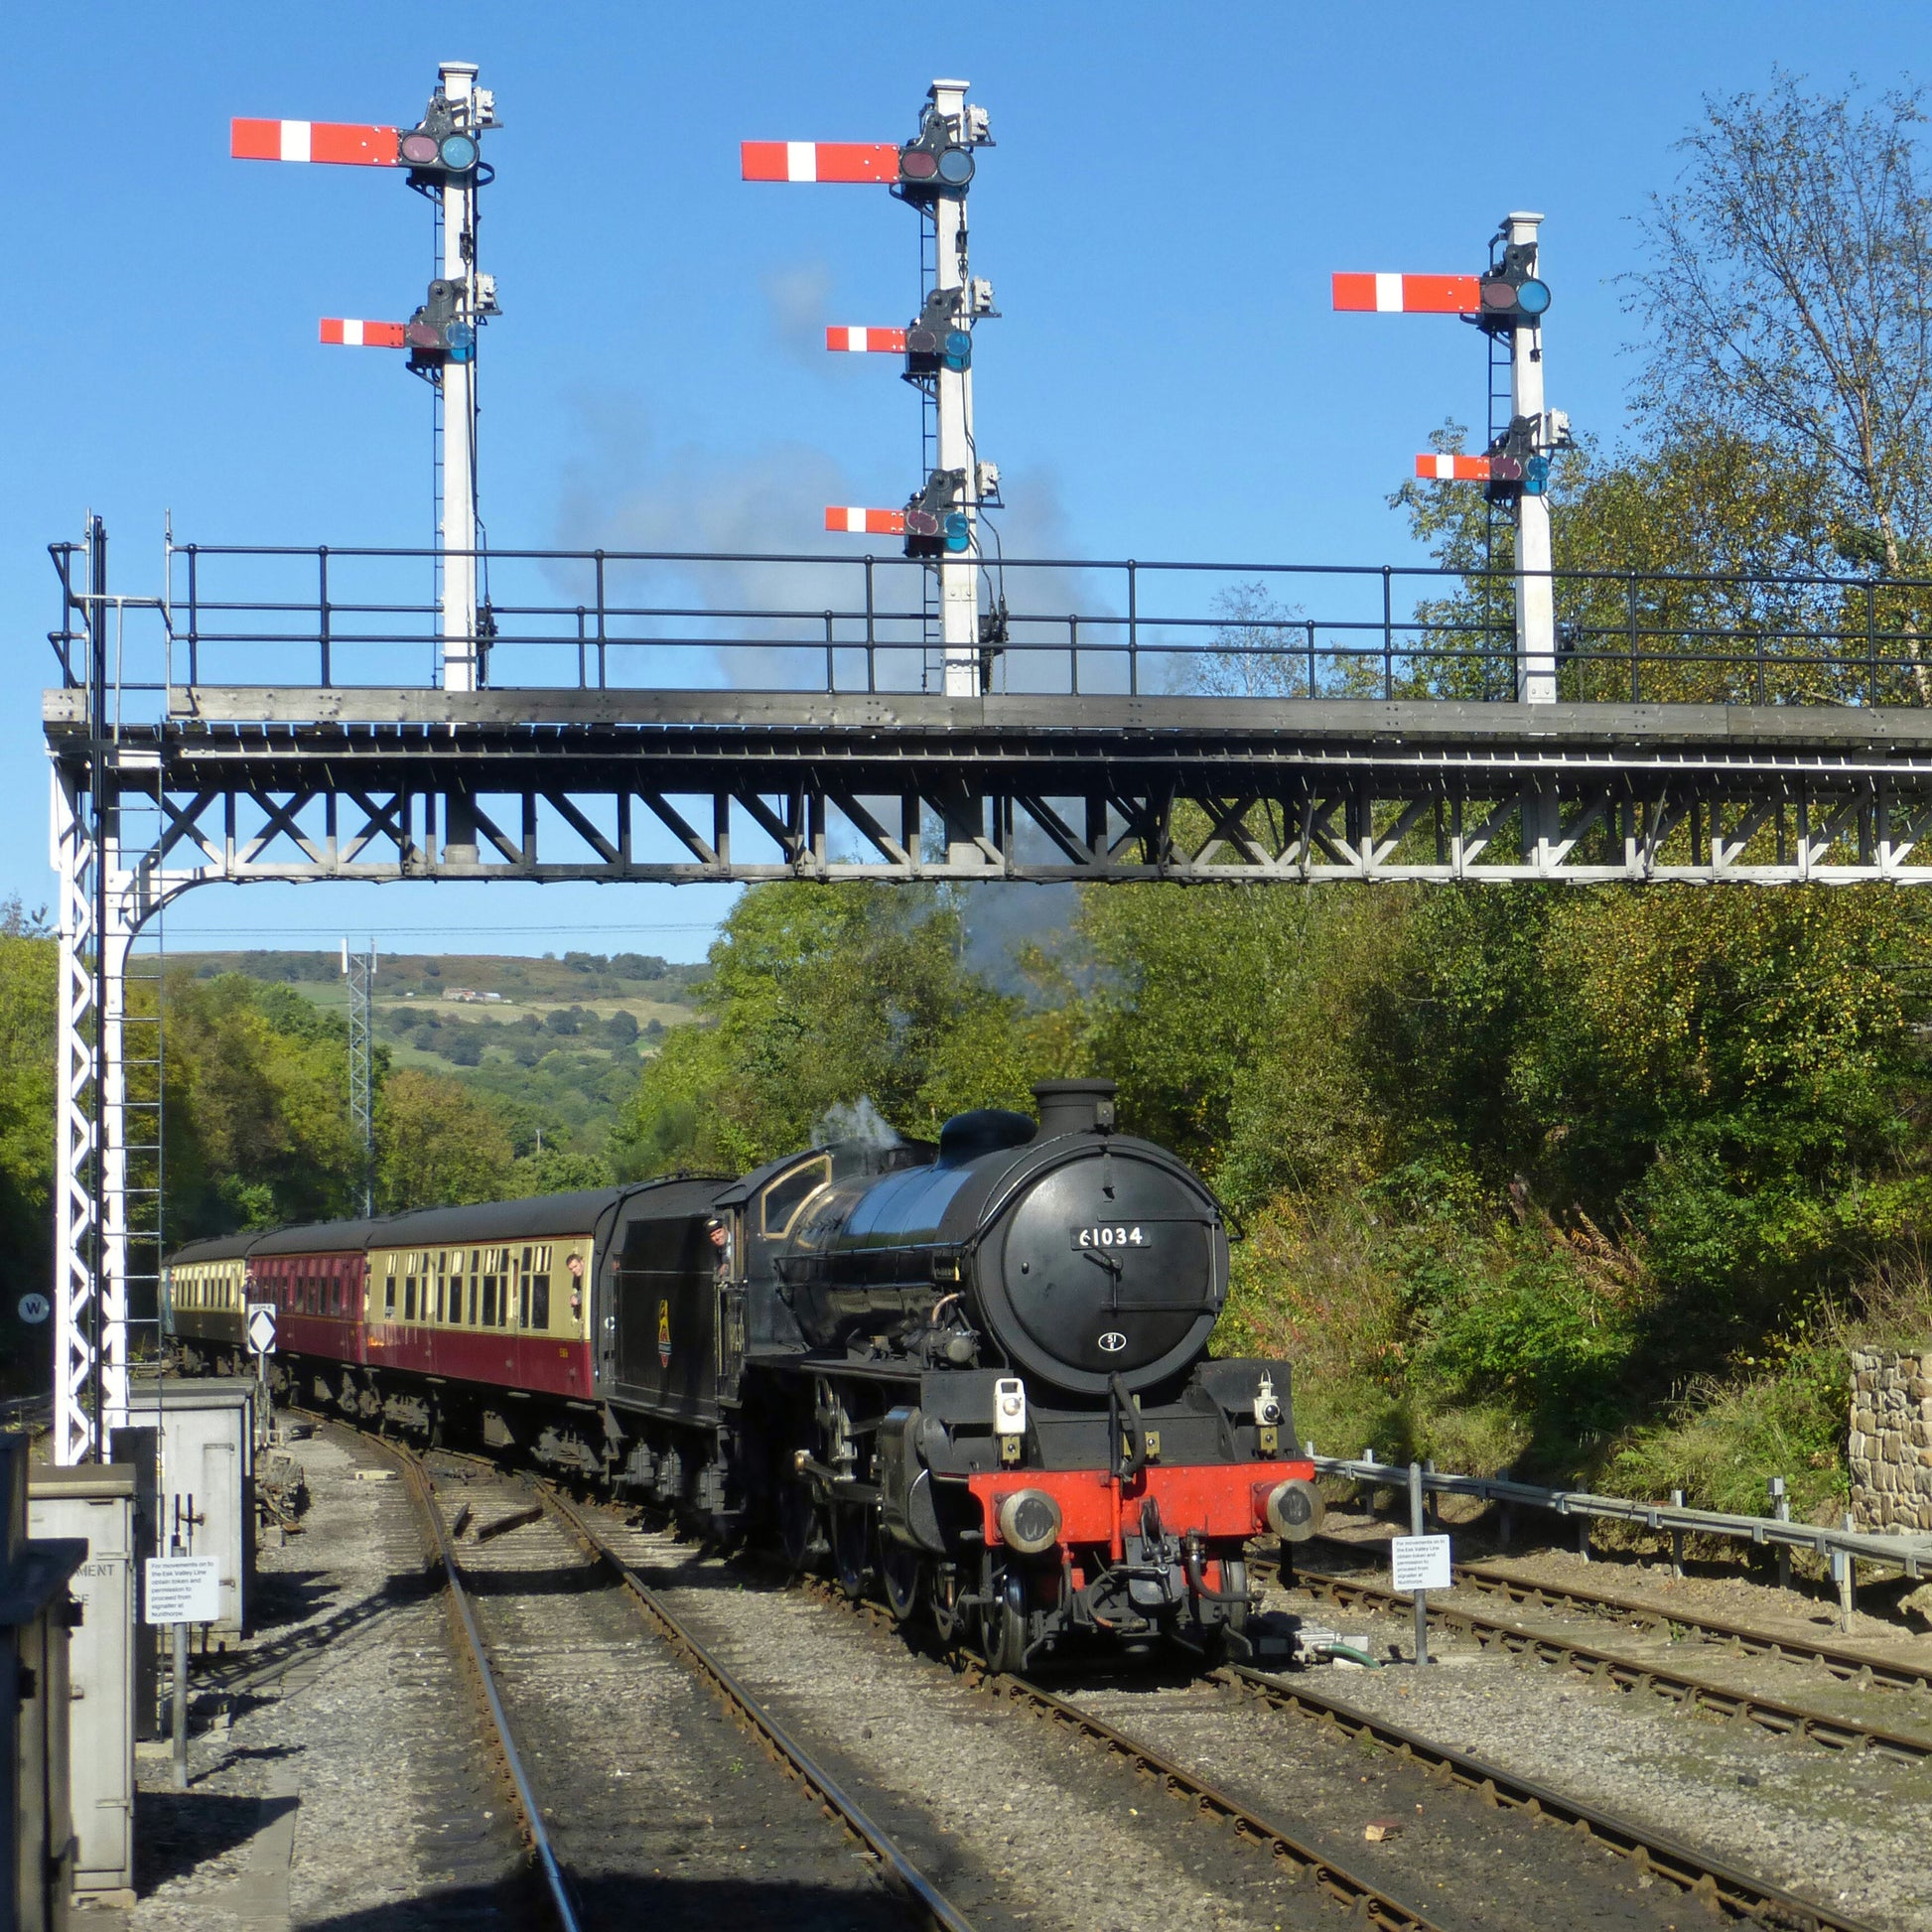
29, 1466, 135, 1904
124, 1380, 255, 1633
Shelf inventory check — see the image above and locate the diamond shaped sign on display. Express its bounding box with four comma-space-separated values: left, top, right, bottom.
246, 1303, 277, 1355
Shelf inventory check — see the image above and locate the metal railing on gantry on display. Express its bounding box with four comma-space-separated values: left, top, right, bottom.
47, 539, 1932, 714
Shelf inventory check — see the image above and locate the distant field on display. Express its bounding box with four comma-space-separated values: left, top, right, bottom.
174, 948, 709, 1153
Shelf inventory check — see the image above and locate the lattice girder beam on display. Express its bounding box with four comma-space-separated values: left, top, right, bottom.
58, 770, 1932, 888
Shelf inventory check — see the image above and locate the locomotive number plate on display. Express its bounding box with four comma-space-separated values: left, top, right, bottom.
1071, 1224, 1149, 1251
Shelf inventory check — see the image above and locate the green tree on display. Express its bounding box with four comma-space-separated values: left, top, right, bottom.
0, 921, 57, 1393
374, 1069, 517, 1211
164, 971, 362, 1232
614, 883, 1061, 1175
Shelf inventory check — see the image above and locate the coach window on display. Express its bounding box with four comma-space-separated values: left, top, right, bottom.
404, 1253, 418, 1321
383, 1257, 397, 1316
524, 1245, 551, 1331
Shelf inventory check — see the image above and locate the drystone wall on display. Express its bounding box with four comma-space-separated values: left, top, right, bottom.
1849, 1349, 1932, 1533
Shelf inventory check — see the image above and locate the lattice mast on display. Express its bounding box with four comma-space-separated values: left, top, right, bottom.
51, 520, 172, 1463
1333, 212, 1572, 703
231, 63, 501, 692
343, 940, 376, 1215
745, 79, 1001, 695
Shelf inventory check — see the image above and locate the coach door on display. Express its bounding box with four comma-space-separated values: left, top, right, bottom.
614, 1213, 716, 1422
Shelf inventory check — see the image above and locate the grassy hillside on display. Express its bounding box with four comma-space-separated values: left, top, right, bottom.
175, 948, 707, 1156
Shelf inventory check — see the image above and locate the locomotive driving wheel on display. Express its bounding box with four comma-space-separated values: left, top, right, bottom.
930, 1565, 967, 1643
831, 1502, 875, 1599
777, 1477, 827, 1575
880, 1542, 925, 1623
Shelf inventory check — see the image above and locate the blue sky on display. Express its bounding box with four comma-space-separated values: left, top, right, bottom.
3, 2, 1921, 959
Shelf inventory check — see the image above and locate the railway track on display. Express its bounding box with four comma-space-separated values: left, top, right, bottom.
349, 1427, 961, 1931
1282, 1554, 1932, 1763
767, 1524, 1893, 1932
543, 1484, 1453, 1932
529, 1480, 970, 1931
1366, 1541, 1932, 1692
1217, 1665, 1883, 1932
376, 1432, 580, 1931
286, 1415, 1896, 1932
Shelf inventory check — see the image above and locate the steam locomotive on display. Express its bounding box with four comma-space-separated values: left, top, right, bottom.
166, 1078, 1323, 1668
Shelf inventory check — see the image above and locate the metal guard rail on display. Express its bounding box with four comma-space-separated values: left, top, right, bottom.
1311, 1450, 1932, 1579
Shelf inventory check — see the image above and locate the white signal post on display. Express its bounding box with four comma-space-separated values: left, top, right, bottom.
744, 79, 998, 699
1504, 212, 1556, 706
438, 62, 483, 695
927, 79, 982, 699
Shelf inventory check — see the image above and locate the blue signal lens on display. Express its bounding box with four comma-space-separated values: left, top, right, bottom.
944, 330, 972, 359
448, 322, 476, 361
439, 132, 480, 173
935, 146, 975, 187
943, 511, 971, 552
1523, 455, 1551, 494
1515, 276, 1552, 317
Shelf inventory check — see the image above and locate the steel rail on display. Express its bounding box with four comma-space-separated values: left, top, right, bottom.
353, 1429, 581, 1932
965, 1660, 1449, 1932
1220, 1666, 1885, 1932
532, 1481, 973, 1932
1284, 1563, 1932, 1762
1427, 1550, 1932, 1693
781, 1568, 1449, 1932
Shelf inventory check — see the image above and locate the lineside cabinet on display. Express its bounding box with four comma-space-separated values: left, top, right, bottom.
0, 1435, 85, 1932
28, 1465, 135, 1906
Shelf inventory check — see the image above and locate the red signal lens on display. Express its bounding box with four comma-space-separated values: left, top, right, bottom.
399, 131, 441, 166
904, 509, 940, 537
899, 147, 939, 181
1479, 279, 1519, 314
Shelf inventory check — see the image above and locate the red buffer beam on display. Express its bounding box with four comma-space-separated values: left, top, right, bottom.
1416, 453, 1492, 481
742, 141, 899, 184
826, 327, 907, 352
320, 319, 407, 348
825, 507, 906, 535
231, 118, 397, 167
1332, 272, 1480, 315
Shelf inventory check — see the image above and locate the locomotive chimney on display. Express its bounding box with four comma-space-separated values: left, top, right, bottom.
1032, 1078, 1117, 1136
